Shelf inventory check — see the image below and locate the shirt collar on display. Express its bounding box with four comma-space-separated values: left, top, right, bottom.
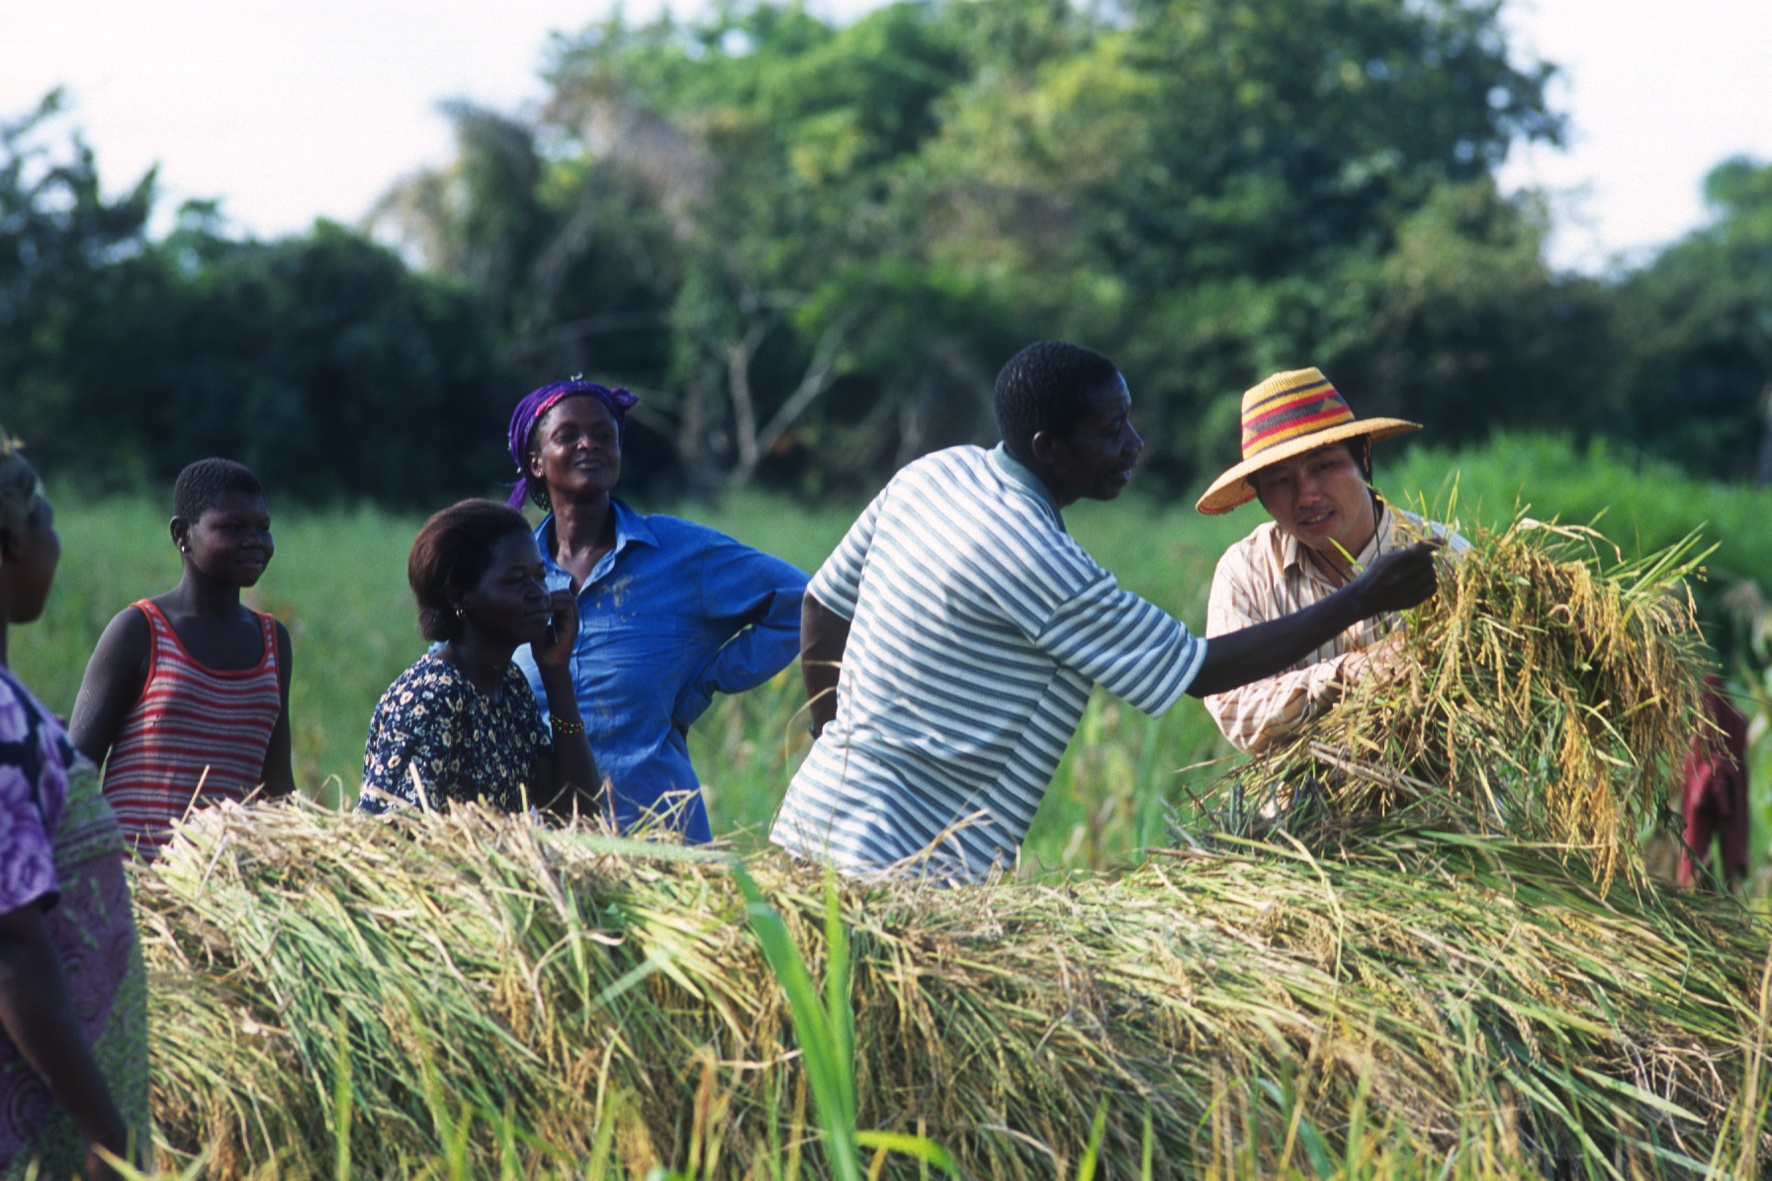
1279, 498, 1395, 578
989, 443, 1064, 525
535, 498, 658, 566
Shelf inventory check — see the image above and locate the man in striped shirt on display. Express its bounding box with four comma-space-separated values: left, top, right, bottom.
770, 342, 1443, 882
1195, 367, 1468, 753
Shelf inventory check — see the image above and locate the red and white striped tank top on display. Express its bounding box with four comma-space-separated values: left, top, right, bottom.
101, 599, 282, 857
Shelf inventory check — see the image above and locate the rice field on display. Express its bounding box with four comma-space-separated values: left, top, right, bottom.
19, 434, 1772, 877
15, 433, 1772, 1176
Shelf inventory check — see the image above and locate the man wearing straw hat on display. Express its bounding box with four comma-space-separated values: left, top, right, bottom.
1196, 367, 1467, 753
772, 342, 1443, 883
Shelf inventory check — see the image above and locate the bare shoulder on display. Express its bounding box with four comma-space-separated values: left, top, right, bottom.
70, 604, 153, 759
96, 603, 152, 657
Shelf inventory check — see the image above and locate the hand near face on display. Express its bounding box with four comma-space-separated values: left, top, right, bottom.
1349, 538, 1443, 616
531, 589, 579, 670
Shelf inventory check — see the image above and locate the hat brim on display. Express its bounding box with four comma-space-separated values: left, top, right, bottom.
1194, 419, 1421, 515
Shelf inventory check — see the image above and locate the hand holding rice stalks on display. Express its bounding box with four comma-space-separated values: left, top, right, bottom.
1216, 514, 1712, 888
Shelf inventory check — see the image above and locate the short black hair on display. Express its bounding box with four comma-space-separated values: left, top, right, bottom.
408, 500, 535, 643
174, 459, 264, 522
993, 341, 1121, 464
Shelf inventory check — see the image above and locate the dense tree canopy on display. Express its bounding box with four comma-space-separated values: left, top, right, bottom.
1609, 156, 1772, 481
3, 95, 510, 504
4, 0, 1769, 501
378, 0, 1591, 494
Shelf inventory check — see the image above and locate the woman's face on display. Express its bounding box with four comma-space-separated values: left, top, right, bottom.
529, 396, 621, 505
2, 498, 61, 625
177, 491, 275, 588
458, 532, 552, 647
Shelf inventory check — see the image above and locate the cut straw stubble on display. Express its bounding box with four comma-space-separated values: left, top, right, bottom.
138, 795, 1766, 1177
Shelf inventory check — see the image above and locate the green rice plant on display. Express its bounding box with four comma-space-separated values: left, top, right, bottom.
1211, 514, 1712, 889
139, 799, 1768, 1178
735, 864, 957, 1179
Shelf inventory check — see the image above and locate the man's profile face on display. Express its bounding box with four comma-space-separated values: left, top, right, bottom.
1252, 441, 1376, 560
1038, 374, 1144, 505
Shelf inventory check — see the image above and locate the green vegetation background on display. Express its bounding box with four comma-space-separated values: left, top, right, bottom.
9, 0, 1772, 509
20, 434, 1772, 885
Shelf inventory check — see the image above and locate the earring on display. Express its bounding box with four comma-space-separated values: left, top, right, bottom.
455, 606, 465, 621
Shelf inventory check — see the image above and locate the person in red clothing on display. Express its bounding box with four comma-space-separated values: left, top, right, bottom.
1678, 674, 1750, 889
70, 459, 294, 858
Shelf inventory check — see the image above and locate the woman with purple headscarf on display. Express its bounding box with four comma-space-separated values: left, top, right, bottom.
504, 379, 808, 842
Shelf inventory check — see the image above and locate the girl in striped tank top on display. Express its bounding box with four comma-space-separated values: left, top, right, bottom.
70, 460, 293, 858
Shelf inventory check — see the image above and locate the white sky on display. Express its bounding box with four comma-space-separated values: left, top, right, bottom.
3, 0, 1770, 274
1495, 0, 1772, 272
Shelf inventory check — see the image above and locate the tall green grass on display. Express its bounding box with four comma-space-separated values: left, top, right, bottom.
1389, 434, 1772, 580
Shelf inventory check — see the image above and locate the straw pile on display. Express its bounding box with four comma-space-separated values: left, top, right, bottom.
140, 800, 1768, 1177
136, 521, 1767, 1176
1212, 517, 1712, 889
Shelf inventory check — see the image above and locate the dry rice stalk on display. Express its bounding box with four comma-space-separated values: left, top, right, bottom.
1212, 515, 1711, 889
139, 798, 1766, 1177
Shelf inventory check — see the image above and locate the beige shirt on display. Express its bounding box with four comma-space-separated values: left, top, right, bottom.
1204, 504, 1466, 753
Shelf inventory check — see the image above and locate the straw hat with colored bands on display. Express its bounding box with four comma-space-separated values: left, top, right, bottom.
1195, 367, 1419, 515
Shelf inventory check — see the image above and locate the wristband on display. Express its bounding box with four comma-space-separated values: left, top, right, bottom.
551, 716, 585, 736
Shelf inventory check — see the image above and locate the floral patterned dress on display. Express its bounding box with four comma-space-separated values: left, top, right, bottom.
360, 652, 554, 813
0, 667, 149, 1179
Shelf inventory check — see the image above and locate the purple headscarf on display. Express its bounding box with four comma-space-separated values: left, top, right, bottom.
506, 378, 640, 508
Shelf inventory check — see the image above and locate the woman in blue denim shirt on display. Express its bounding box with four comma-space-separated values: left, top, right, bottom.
505, 380, 809, 842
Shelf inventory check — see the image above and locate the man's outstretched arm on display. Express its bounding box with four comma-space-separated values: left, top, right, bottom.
1186, 538, 1441, 698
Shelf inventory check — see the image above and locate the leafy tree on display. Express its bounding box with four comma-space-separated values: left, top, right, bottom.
1, 91, 158, 473
4, 94, 513, 506
915, 0, 1576, 484
17, 5, 1769, 508
1610, 156, 1772, 481
378, 0, 1582, 495
143, 220, 513, 505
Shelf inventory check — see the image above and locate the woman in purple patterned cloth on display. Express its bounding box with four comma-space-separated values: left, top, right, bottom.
0, 434, 147, 1180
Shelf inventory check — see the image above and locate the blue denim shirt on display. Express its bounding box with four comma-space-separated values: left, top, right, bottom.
513, 500, 808, 842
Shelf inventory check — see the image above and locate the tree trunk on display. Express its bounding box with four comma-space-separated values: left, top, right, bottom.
725, 311, 855, 491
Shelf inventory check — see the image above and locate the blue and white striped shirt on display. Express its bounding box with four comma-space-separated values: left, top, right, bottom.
770, 444, 1207, 882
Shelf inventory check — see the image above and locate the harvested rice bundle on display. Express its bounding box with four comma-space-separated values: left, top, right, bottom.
139, 799, 1767, 1178
1216, 516, 1711, 887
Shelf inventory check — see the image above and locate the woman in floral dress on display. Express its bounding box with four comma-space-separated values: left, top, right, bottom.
360, 499, 600, 817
